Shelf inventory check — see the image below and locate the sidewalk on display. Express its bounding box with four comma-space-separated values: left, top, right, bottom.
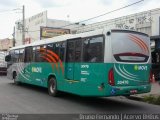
130, 82, 160, 99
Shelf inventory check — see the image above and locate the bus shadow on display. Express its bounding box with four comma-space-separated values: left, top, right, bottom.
8, 82, 146, 113
8, 82, 48, 94
58, 93, 145, 113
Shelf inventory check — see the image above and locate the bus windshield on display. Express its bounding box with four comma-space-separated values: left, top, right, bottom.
111, 30, 150, 63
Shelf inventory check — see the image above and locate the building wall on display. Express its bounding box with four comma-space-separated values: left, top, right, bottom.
0, 39, 13, 50
47, 19, 70, 28
151, 9, 160, 36
15, 11, 47, 46
15, 11, 80, 46
15, 8, 160, 46
73, 8, 160, 36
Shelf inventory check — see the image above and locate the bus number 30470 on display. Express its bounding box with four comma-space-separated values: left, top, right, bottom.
117, 80, 129, 85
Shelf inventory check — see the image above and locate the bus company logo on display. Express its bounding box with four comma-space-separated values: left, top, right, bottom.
134, 65, 147, 71
40, 48, 64, 75
32, 67, 42, 73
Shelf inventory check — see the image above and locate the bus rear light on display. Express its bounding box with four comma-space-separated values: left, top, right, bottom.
108, 68, 115, 86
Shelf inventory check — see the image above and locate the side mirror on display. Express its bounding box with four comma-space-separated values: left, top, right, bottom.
5, 55, 11, 62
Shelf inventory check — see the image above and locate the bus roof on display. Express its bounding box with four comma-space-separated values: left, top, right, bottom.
9, 29, 104, 50
9, 28, 149, 51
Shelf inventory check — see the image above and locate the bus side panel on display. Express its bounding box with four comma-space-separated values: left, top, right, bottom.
17, 63, 31, 83
58, 63, 151, 97
15, 62, 151, 97
58, 63, 112, 96
113, 63, 151, 86
18, 62, 56, 87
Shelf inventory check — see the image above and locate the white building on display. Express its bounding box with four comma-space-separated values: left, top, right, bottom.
0, 38, 13, 51
15, 11, 81, 46
15, 8, 160, 46
73, 8, 160, 37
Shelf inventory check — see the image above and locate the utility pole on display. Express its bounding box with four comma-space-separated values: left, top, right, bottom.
22, 5, 25, 45
13, 26, 16, 47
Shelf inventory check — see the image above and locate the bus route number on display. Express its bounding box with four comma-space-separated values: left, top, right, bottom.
81, 65, 89, 69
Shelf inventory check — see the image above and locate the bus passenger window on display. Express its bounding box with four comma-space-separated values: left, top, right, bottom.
59, 42, 66, 62
83, 36, 104, 63
10, 50, 15, 63
14, 50, 19, 62
47, 43, 60, 62
66, 39, 82, 62
53, 43, 60, 57
25, 47, 33, 62
19, 49, 24, 62
35, 46, 46, 62
75, 40, 82, 62
66, 41, 75, 62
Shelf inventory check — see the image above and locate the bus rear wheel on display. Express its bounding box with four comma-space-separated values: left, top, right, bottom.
48, 77, 58, 97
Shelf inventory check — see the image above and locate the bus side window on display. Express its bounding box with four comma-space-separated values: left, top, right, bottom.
25, 47, 33, 62
19, 49, 24, 62
32, 47, 36, 62
53, 43, 60, 58
83, 36, 104, 63
59, 42, 66, 62
46, 43, 60, 62
34, 46, 39, 62
66, 41, 75, 62
75, 40, 82, 62
83, 38, 90, 62
66, 39, 82, 62
10, 50, 15, 63
38, 45, 48, 62
34, 45, 46, 62
14, 49, 19, 62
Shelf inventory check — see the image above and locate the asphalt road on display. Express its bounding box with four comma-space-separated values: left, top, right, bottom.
0, 76, 160, 114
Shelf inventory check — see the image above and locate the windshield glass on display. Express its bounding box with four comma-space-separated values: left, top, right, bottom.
111, 30, 150, 63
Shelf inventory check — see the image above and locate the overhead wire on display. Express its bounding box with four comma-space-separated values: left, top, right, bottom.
26, 0, 145, 33
59, 0, 145, 28
0, 8, 21, 14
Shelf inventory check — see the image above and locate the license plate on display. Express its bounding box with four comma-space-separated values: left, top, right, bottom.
130, 90, 137, 94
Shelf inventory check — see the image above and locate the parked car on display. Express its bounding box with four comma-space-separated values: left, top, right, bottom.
0, 51, 8, 75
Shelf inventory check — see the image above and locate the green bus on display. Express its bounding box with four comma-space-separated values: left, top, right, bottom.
5, 29, 152, 97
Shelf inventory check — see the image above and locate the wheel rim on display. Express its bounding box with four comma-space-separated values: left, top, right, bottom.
50, 80, 55, 93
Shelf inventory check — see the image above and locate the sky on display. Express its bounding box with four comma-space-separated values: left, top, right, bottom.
0, 0, 160, 39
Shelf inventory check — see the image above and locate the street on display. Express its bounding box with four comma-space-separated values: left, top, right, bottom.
0, 76, 159, 114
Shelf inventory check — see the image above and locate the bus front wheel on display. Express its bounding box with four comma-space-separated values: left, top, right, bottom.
48, 77, 58, 97
13, 72, 20, 85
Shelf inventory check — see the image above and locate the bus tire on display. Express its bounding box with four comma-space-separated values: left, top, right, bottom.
48, 77, 58, 97
13, 72, 20, 85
